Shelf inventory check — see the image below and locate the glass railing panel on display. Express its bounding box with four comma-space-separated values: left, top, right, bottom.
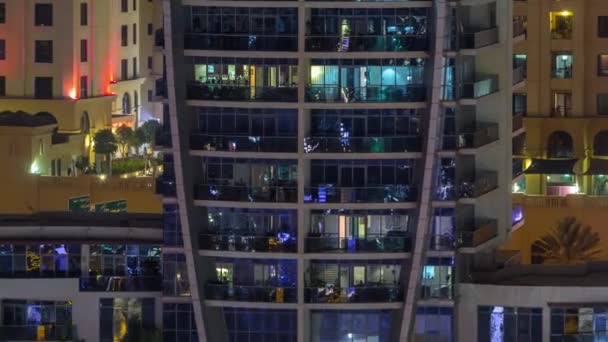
305, 35, 428, 52
420, 283, 453, 300
304, 185, 417, 203
306, 85, 426, 103
303, 136, 422, 153
305, 235, 411, 253
190, 134, 297, 153
199, 234, 297, 253
188, 83, 298, 102
304, 286, 403, 303
204, 283, 297, 303
194, 184, 298, 203
460, 27, 499, 49
79, 276, 162, 292
185, 34, 298, 52
457, 124, 499, 149
456, 219, 497, 247
458, 171, 498, 198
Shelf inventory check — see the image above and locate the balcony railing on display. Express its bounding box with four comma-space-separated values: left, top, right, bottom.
420, 283, 454, 300
306, 85, 426, 103
204, 283, 297, 303
429, 234, 455, 251
456, 219, 498, 248
156, 177, 176, 197
199, 233, 297, 253
512, 113, 524, 132
305, 234, 411, 253
185, 33, 298, 52
513, 66, 526, 85
188, 83, 298, 102
190, 134, 298, 153
460, 27, 499, 49
458, 171, 498, 198
457, 124, 499, 149
303, 136, 422, 153
194, 184, 298, 203
304, 185, 417, 203
0, 325, 74, 341
513, 20, 526, 38
79, 276, 162, 292
305, 35, 428, 52
304, 285, 403, 303
461, 75, 498, 99
512, 159, 524, 179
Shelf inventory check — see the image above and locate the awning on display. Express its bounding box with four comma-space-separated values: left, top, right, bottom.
523, 158, 578, 175
583, 158, 608, 175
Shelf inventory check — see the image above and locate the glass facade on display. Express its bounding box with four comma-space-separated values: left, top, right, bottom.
224, 308, 297, 342
0, 244, 81, 278
478, 306, 542, 342
0, 299, 73, 341
311, 310, 393, 342
415, 306, 453, 342
550, 306, 608, 341
163, 303, 198, 342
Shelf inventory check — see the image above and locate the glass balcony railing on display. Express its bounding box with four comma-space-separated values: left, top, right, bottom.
306, 85, 426, 103
513, 66, 526, 85
456, 219, 498, 248
303, 136, 422, 153
305, 35, 428, 52
457, 124, 499, 149
79, 276, 162, 292
305, 234, 411, 253
429, 234, 455, 251
0, 325, 74, 341
304, 185, 417, 203
156, 177, 176, 197
420, 283, 453, 300
512, 159, 524, 179
194, 184, 298, 203
199, 233, 297, 253
304, 285, 403, 303
461, 75, 498, 99
185, 34, 298, 52
460, 27, 499, 49
458, 171, 498, 199
512, 113, 524, 133
513, 20, 526, 38
187, 83, 298, 102
204, 283, 297, 303
190, 134, 298, 153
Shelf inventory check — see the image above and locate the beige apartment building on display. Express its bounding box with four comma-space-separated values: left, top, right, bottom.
0, 0, 163, 178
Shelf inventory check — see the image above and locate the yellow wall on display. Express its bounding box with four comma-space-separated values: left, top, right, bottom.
503, 194, 608, 263
0, 174, 161, 214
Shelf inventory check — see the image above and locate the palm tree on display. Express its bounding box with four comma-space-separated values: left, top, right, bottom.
532, 217, 600, 264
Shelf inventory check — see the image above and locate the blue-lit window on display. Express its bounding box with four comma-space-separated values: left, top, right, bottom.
0, 244, 81, 278
430, 208, 454, 251
310, 159, 415, 187
224, 308, 297, 342
434, 158, 456, 200
163, 303, 198, 342
163, 254, 191, 297
1, 299, 72, 340
478, 306, 542, 342
421, 257, 453, 300
416, 306, 453, 342
311, 310, 393, 342
163, 204, 183, 247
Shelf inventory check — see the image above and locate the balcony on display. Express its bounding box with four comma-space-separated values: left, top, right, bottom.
512, 159, 524, 179
185, 33, 298, 52
0, 325, 74, 341
458, 171, 498, 199
513, 20, 526, 38
461, 74, 498, 99
304, 185, 417, 204
187, 83, 298, 102
429, 234, 455, 251
512, 113, 524, 133
205, 283, 297, 303
303, 136, 422, 154
79, 276, 162, 292
460, 27, 499, 49
156, 177, 176, 197
306, 85, 426, 103
190, 134, 298, 153
456, 219, 497, 248
305, 233, 411, 253
194, 184, 297, 203
304, 285, 403, 303
457, 123, 499, 149
420, 283, 453, 300
199, 233, 297, 253
512, 66, 526, 85
305, 35, 428, 53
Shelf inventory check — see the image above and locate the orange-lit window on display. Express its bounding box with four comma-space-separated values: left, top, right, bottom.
550, 11, 573, 39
